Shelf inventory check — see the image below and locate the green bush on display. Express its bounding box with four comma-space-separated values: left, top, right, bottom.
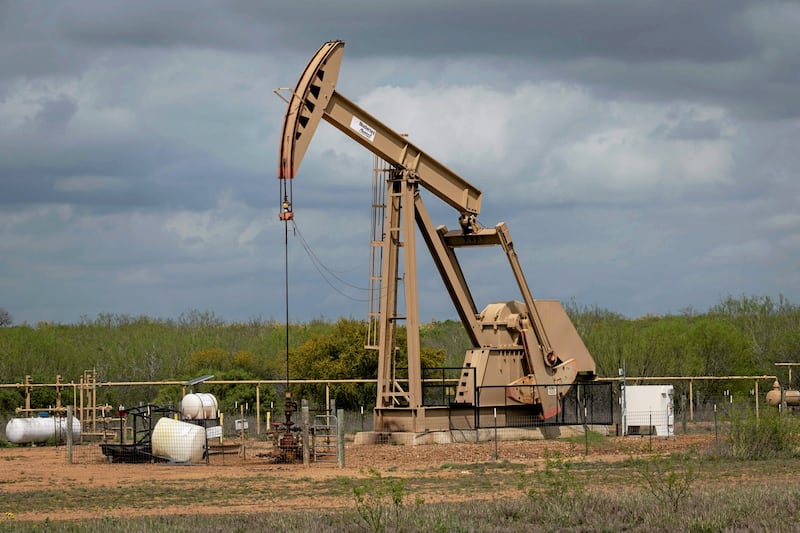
0, 389, 23, 417
634, 455, 694, 512
721, 408, 800, 460
352, 468, 411, 533
518, 449, 586, 525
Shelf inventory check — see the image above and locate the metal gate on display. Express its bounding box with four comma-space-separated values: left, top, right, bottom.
312, 413, 338, 463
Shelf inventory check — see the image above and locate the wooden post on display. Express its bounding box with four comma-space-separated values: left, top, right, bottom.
689, 379, 694, 422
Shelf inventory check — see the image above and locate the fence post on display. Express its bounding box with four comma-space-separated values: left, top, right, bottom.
337, 408, 345, 468
66, 405, 73, 464
681, 394, 687, 434
240, 404, 246, 460
714, 404, 718, 440
493, 407, 498, 460
582, 391, 589, 456
301, 399, 310, 466
475, 388, 480, 443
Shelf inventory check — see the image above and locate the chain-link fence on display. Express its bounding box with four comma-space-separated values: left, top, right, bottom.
0, 376, 782, 464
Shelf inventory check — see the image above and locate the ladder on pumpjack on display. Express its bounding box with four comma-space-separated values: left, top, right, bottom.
367, 155, 412, 407
366, 153, 389, 350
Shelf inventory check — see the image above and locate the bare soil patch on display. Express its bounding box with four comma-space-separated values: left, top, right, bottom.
0, 433, 717, 522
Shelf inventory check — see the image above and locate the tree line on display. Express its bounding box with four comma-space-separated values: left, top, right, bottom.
0, 295, 798, 415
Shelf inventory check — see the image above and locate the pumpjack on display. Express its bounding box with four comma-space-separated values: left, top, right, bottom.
278, 41, 596, 435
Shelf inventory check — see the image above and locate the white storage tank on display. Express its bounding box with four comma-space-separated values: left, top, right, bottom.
181, 393, 218, 420
622, 384, 674, 437
5, 416, 81, 444
151, 417, 206, 463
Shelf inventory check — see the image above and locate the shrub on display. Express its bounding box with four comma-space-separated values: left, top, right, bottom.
352, 468, 408, 533
722, 408, 800, 460
518, 449, 586, 525
634, 455, 694, 513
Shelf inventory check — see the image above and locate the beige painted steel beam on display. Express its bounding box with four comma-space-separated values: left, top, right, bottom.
414, 198, 483, 347
323, 91, 482, 215
443, 224, 556, 366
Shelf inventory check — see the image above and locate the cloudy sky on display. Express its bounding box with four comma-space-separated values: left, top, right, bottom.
1, 1, 798, 326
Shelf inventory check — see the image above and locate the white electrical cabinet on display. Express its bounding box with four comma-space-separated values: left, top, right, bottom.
622, 385, 674, 437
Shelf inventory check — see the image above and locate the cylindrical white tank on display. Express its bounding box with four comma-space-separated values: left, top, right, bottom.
151, 417, 206, 463
181, 393, 218, 420
5, 417, 81, 444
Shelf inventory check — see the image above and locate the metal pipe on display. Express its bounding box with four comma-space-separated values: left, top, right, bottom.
256, 384, 261, 435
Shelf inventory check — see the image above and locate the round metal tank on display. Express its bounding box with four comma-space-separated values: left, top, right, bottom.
766, 381, 800, 407
181, 393, 218, 420
5, 416, 81, 444
151, 417, 206, 463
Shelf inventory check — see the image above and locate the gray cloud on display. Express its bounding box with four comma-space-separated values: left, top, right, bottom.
0, 0, 798, 325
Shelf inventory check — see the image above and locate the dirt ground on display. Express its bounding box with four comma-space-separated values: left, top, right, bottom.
0, 432, 718, 523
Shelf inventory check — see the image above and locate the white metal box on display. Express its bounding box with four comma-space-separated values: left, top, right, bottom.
622, 384, 674, 437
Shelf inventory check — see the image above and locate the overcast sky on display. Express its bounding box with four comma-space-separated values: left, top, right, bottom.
1, 1, 798, 326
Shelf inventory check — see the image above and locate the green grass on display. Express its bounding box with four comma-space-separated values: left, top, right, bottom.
559, 429, 609, 446
3, 482, 800, 532
5, 437, 800, 531
439, 459, 526, 472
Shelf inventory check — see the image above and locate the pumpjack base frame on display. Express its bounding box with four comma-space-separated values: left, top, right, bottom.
354, 424, 608, 446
